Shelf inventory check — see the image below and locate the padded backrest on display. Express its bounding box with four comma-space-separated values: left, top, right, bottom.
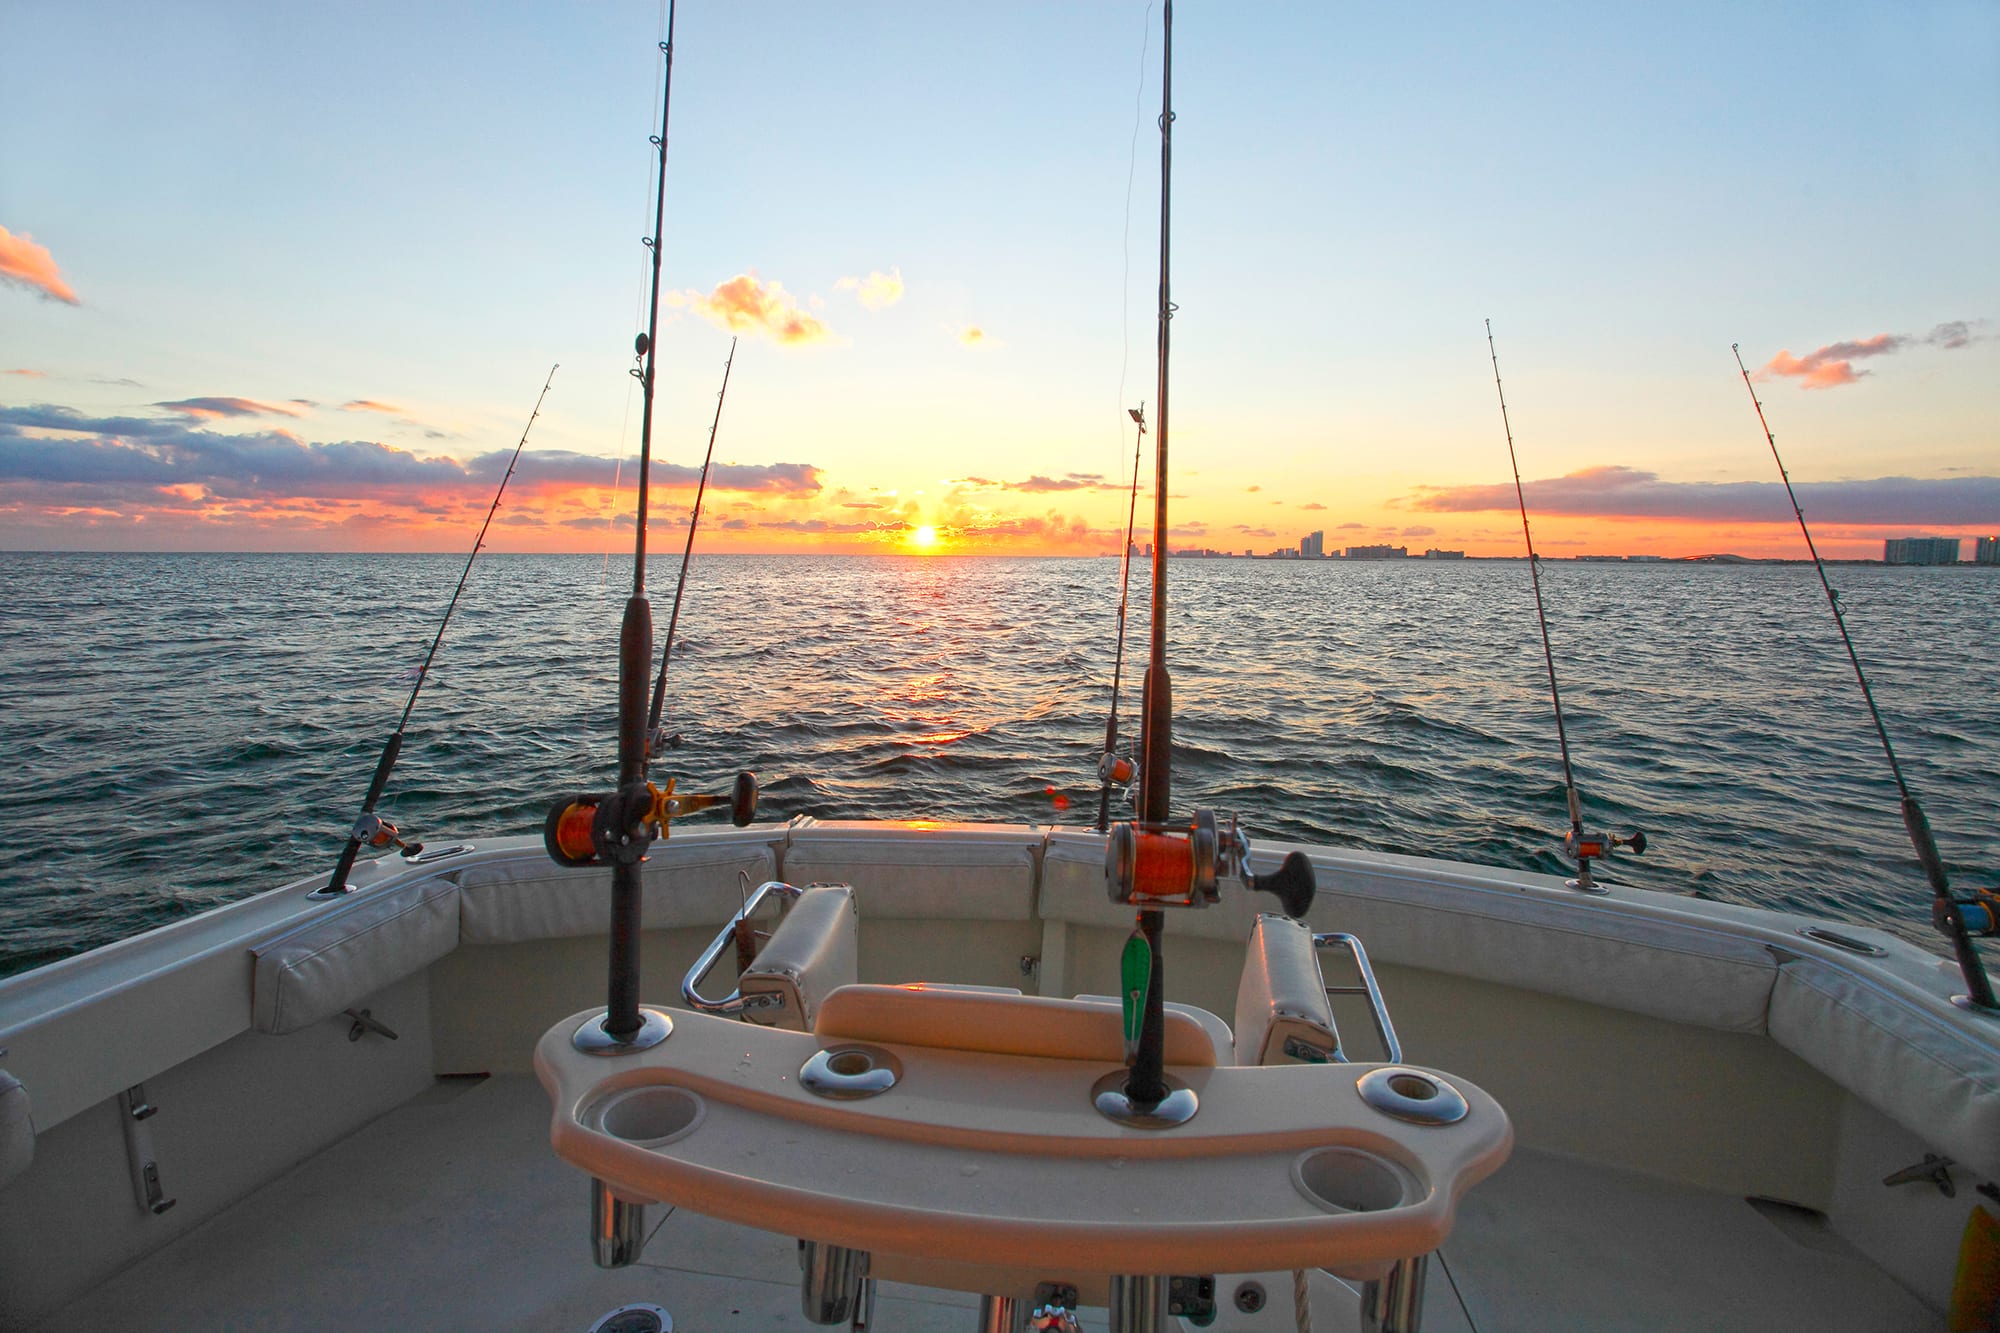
0, 1070, 31, 1191
739, 885, 859, 1031
1768, 955, 2000, 1179
783, 825, 1040, 921
250, 877, 460, 1035
814, 983, 1219, 1066
456, 836, 778, 944
1234, 914, 1341, 1065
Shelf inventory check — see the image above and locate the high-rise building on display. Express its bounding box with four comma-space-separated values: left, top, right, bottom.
1345, 544, 1408, 560
1977, 536, 1999, 566
1300, 530, 1324, 558
1883, 537, 1961, 565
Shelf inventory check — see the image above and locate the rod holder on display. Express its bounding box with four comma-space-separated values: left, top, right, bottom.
591, 1177, 646, 1268
799, 1240, 870, 1325
118, 1083, 175, 1216
1360, 1254, 1428, 1333
1109, 1274, 1167, 1333
978, 1295, 1022, 1332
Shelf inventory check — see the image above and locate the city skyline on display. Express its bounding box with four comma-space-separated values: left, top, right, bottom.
3, 3, 1996, 558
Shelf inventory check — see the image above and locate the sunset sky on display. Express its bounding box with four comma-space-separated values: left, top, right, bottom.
3, 2, 1995, 558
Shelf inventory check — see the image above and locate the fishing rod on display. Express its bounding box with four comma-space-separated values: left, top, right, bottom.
1731, 344, 1997, 1015
1094, 1, 1315, 1129
1484, 322, 1642, 893
1093, 403, 1146, 833
541, 11, 755, 1054
316, 363, 558, 899
646, 337, 737, 756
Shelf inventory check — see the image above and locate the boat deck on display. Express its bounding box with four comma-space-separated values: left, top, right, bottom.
36, 1075, 1934, 1331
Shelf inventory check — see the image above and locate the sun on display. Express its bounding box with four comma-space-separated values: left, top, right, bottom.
909, 524, 939, 550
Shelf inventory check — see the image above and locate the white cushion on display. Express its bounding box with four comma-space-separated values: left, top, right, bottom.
457, 837, 777, 944
1234, 914, 1340, 1066
1768, 955, 2000, 1179
740, 885, 859, 1031
0, 1070, 31, 1191
1075, 995, 1234, 1065
814, 984, 1220, 1066
784, 825, 1039, 921
251, 877, 460, 1035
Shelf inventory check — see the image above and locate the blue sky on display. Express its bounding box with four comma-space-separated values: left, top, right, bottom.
3, 2, 1995, 554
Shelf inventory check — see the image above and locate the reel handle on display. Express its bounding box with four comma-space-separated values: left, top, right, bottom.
1250, 850, 1316, 919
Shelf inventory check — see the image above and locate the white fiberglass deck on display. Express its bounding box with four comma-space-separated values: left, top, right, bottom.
33, 1074, 1931, 1332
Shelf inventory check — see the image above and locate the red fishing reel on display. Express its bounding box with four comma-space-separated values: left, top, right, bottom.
1565, 828, 1646, 861
1106, 811, 1316, 918
350, 812, 424, 859
545, 771, 758, 869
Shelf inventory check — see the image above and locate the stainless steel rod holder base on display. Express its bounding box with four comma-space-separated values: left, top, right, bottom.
590, 1177, 647, 1268
800, 1239, 870, 1325
1361, 1253, 1429, 1333
573, 1007, 673, 1056
1109, 1274, 1166, 1333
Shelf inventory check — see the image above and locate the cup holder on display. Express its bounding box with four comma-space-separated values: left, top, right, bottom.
1356, 1067, 1470, 1126
801, 1044, 902, 1100
1291, 1148, 1409, 1214
591, 1086, 706, 1146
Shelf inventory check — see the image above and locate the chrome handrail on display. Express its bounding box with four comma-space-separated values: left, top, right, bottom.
681, 880, 802, 1015
1313, 931, 1403, 1064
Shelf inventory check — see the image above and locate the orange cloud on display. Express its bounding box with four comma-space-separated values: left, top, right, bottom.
4, 368, 47, 378
341, 399, 404, 414
670, 274, 829, 344
835, 267, 904, 309
0, 226, 80, 304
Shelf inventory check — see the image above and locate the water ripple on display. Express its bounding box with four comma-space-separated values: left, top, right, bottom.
1, 552, 1995, 976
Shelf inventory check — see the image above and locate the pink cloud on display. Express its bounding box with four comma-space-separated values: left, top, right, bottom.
156, 397, 308, 420
341, 399, 405, 415
669, 274, 829, 345
1759, 321, 1982, 390
0, 226, 80, 304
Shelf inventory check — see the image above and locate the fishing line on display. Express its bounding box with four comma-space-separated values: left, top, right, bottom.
1731, 343, 1997, 1013
1114, 3, 1155, 448
318, 363, 559, 897
1094, 402, 1147, 831
1090, 3, 1157, 831
1485, 321, 1641, 891
647, 336, 738, 751
602, 19, 671, 591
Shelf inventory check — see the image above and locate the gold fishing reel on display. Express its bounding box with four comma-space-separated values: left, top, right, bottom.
544, 771, 758, 868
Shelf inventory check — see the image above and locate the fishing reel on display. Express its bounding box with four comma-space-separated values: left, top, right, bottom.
1563, 827, 1645, 894
544, 771, 758, 869
1565, 828, 1647, 861
351, 812, 424, 860
1096, 751, 1136, 790
1106, 810, 1316, 919
1939, 888, 2000, 938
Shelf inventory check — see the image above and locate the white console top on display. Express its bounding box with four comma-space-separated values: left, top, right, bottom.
536, 998, 1512, 1276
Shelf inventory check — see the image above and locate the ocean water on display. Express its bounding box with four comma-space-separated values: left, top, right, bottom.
1, 551, 1995, 978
